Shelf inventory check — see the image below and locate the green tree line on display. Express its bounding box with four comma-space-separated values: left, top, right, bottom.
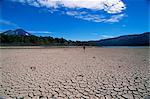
0, 34, 95, 46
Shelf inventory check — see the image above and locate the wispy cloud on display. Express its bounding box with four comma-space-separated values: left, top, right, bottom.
75, 14, 106, 22
92, 33, 115, 39
66, 11, 88, 16
66, 11, 105, 22
92, 33, 99, 36
100, 35, 114, 38
27, 30, 52, 34
11, 0, 126, 23
105, 14, 125, 22
66, 11, 125, 23
0, 20, 19, 27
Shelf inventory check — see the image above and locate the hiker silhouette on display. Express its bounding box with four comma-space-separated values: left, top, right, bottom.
83, 46, 85, 52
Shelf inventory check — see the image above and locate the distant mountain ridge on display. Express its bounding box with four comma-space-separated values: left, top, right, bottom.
0, 29, 150, 46
2, 29, 32, 36
91, 32, 150, 46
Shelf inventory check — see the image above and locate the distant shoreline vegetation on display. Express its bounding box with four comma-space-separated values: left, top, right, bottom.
0, 34, 93, 46
0, 29, 94, 46
0, 29, 149, 46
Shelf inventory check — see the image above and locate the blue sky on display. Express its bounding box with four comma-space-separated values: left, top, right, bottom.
0, 0, 149, 41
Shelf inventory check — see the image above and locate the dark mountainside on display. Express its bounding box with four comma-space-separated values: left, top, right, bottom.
0, 29, 149, 46
90, 32, 150, 46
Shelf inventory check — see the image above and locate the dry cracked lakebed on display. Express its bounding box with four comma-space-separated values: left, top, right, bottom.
0, 47, 149, 99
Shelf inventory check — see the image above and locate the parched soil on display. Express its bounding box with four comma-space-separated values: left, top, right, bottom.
0, 47, 150, 99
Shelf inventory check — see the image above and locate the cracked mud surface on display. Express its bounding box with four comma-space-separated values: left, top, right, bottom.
0, 47, 150, 99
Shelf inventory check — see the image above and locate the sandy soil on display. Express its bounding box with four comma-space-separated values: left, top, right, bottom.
0, 47, 150, 99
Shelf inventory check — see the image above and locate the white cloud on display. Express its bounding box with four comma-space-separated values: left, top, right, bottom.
66, 11, 88, 16
75, 14, 106, 22
12, 0, 126, 13
65, 11, 105, 22
101, 35, 114, 38
103, 0, 126, 14
105, 14, 125, 22
92, 33, 115, 39
28, 30, 52, 34
65, 11, 125, 23
11, 0, 126, 23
